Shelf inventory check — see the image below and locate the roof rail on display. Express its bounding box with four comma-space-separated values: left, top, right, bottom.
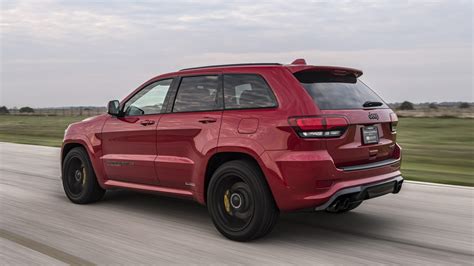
180, 63, 281, 71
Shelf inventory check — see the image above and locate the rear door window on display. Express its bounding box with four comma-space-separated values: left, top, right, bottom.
173, 75, 221, 112
295, 71, 388, 110
223, 74, 277, 109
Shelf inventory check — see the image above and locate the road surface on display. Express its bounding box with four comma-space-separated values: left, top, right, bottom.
0, 142, 473, 264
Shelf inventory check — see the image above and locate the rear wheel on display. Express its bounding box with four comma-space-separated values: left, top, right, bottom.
62, 147, 105, 204
207, 160, 279, 241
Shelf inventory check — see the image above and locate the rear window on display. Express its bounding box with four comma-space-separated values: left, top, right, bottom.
223, 74, 277, 109
295, 71, 388, 110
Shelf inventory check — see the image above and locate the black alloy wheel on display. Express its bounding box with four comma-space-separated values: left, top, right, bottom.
207, 160, 279, 241
62, 147, 105, 204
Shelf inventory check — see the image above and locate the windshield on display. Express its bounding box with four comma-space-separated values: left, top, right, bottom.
296, 72, 388, 110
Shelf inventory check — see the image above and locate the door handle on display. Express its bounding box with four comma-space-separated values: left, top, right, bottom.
198, 117, 217, 124
140, 120, 155, 126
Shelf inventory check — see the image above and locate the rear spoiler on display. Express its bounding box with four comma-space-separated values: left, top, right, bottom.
285, 65, 363, 77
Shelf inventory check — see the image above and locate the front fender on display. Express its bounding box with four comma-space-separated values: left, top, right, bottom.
62, 133, 107, 187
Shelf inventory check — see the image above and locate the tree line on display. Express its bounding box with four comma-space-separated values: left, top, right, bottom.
0, 106, 106, 116
396, 101, 471, 110
0, 106, 34, 114
0, 102, 471, 115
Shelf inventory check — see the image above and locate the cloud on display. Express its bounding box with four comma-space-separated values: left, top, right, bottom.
0, 0, 472, 107
1, 0, 134, 41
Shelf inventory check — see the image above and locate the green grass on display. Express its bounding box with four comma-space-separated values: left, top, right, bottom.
0, 115, 87, 147
0, 115, 473, 186
396, 117, 473, 186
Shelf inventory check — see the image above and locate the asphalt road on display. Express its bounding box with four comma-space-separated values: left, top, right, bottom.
1, 142, 473, 265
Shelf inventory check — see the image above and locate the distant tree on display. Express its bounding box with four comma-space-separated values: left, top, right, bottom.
0, 106, 9, 114
428, 103, 438, 109
19, 106, 35, 113
399, 101, 414, 110
459, 102, 470, 109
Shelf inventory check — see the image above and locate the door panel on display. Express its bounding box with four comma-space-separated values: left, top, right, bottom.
156, 111, 222, 189
156, 74, 223, 190
101, 116, 160, 184
100, 78, 174, 184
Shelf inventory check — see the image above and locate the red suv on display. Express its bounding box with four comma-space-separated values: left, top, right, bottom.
61, 59, 403, 241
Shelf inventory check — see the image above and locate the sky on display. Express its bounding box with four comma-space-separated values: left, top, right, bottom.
1, 0, 472, 108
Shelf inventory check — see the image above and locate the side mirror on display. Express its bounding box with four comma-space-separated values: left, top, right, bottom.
107, 100, 121, 116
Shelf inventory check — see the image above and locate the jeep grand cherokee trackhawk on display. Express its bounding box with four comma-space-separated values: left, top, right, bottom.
61, 59, 403, 241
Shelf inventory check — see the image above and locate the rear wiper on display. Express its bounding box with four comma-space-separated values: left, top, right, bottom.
363, 101, 383, 108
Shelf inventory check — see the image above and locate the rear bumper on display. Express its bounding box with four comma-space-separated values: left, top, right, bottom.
314, 175, 403, 211
260, 147, 403, 212
339, 158, 400, 172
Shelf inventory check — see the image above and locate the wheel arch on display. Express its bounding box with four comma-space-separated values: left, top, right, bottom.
61, 137, 107, 187
202, 150, 276, 207
61, 142, 86, 165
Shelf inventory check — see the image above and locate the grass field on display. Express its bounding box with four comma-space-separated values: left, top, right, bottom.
0, 115, 472, 186
0, 115, 87, 147
396, 118, 473, 186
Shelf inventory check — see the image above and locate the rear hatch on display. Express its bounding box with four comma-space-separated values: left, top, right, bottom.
292, 69, 398, 168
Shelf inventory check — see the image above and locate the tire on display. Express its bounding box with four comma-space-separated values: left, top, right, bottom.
325, 201, 363, 214
207, 160, 279, 241
62, 147, 105, 204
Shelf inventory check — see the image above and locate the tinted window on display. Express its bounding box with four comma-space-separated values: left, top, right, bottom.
173, 75, 220, 112
123, 79, 172, 116
223, 74, 277, 109
296, 72, 388, 110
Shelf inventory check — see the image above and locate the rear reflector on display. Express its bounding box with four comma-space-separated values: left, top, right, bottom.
289, 116, 349, 138
315, 179, 333, 189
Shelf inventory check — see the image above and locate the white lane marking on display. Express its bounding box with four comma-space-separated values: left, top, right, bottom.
405, 180, 473, 190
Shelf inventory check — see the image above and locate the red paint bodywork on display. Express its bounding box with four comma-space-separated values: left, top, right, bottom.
62, 63, 401, 212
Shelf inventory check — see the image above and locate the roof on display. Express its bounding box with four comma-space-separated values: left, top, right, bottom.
180, 63, 281, 71
176, 58, 363, 77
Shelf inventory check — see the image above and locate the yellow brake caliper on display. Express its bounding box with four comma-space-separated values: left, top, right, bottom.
82, 167, 87, 186
224, 190, 231, 214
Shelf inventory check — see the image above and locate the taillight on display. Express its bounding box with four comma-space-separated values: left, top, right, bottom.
390, 113, 398, 133
289, 116, 349, 138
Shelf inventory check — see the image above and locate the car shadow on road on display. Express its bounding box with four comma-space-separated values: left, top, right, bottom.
96, 189, 398, 243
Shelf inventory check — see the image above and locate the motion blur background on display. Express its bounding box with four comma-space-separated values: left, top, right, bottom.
1, 0, 472, 186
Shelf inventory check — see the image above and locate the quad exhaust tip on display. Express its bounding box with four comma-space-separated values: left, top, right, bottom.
326, 180, 404, 212
394, 180, 403, 193
327, 197, 353, 212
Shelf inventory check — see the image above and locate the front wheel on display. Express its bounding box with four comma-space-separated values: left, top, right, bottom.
207, 160, 279, 241
62, 147, 105, 204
